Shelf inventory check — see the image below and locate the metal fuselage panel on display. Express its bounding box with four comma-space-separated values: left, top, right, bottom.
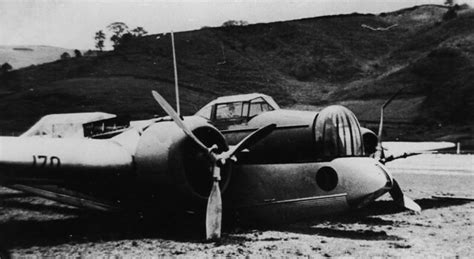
225, 162, 348, 224
224, 157, 391, 224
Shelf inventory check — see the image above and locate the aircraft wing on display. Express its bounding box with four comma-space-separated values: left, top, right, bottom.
0, 136, 133, 171
0, 135, 135, 210
382, 141, 455, 162
0, 136, 134, 192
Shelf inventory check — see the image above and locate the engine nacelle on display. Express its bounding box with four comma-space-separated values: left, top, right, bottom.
134, 117, 229, 209
224, 105, 364, 163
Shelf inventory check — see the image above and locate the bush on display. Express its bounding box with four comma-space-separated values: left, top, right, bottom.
443, 7, 457, 21
1, 62, 12, 73
74, 49, 82, 58
222, 20, 248, 27
60, 52, 71, 60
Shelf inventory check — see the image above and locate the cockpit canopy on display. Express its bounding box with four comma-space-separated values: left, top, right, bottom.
21, 112, 117, 138
315, 105, 363, 158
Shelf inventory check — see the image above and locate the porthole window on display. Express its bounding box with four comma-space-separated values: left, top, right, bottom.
316, 166, 338, 191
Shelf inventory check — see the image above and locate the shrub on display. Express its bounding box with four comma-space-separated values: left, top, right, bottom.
60, 52, 71, 60
443, 7, 458, 21
222, 20, 249, 27
74, 49, 82, 58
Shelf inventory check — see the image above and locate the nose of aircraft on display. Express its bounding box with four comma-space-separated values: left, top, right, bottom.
330, 157, 393, 208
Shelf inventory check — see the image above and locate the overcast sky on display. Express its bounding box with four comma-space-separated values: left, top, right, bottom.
0, 0, 470, 50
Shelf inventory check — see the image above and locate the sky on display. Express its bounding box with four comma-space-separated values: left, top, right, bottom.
0, 0, 471, 50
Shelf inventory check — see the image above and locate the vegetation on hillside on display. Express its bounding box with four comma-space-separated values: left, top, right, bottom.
95, 22, 148, 51
0, 5, 473, 138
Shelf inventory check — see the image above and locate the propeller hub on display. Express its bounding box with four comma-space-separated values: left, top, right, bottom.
181, 124, 230, 199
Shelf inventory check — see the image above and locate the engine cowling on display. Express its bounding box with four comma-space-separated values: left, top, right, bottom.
224, 105, 364, 163
134, 117, 229, 209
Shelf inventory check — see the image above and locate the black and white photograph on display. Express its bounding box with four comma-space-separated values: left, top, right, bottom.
0, 0, 473, 257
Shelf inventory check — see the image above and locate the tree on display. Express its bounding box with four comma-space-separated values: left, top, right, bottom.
443, 7, 458, 20
222, 20, 249, 27
74, 49, 82, 58
94, 30, 106, 51
84, 50, 98, 57
1, 63, 12, 73
107, 22, 129, 49
130, 26, 147, 37
117, 32, 134, 48
60, 52, 71, 60
444, 0, 454, 6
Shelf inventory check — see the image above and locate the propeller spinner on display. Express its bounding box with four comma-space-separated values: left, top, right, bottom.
151, 90, 275, 239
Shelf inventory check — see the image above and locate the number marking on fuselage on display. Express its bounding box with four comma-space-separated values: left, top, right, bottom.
32, 155, 61, 168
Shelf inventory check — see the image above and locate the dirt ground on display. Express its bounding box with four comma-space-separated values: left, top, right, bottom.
0, 154, 472, 257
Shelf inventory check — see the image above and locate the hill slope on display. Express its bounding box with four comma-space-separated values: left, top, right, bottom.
0, 5, 472, 141
0, 45, 75, 70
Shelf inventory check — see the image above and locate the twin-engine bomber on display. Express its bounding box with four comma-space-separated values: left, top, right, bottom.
0, 91, 454, 239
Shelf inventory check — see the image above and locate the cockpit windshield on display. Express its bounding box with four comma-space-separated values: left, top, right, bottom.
314, 105, 363, 158
249, 98, 273, 117
195, 93, 279, 123
216, 102, 244, 120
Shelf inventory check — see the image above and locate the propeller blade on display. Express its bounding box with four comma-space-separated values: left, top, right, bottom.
205, 166, 222, 240
223, 123, 276, 160
152, 90, 209, 152
389, 179, 421, 213
204, 124, 276, 241
376, 88, 404, 162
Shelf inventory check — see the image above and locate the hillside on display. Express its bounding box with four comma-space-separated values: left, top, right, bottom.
0, 45, 75, 70
0, 5, 472, 144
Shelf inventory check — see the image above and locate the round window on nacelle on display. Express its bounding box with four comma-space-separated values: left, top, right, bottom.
314, 105, 363, 159
316, 166, 338, 191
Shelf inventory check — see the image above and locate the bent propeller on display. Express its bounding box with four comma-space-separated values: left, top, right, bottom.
389, 179, 421, 212
375, 88, 421, 213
